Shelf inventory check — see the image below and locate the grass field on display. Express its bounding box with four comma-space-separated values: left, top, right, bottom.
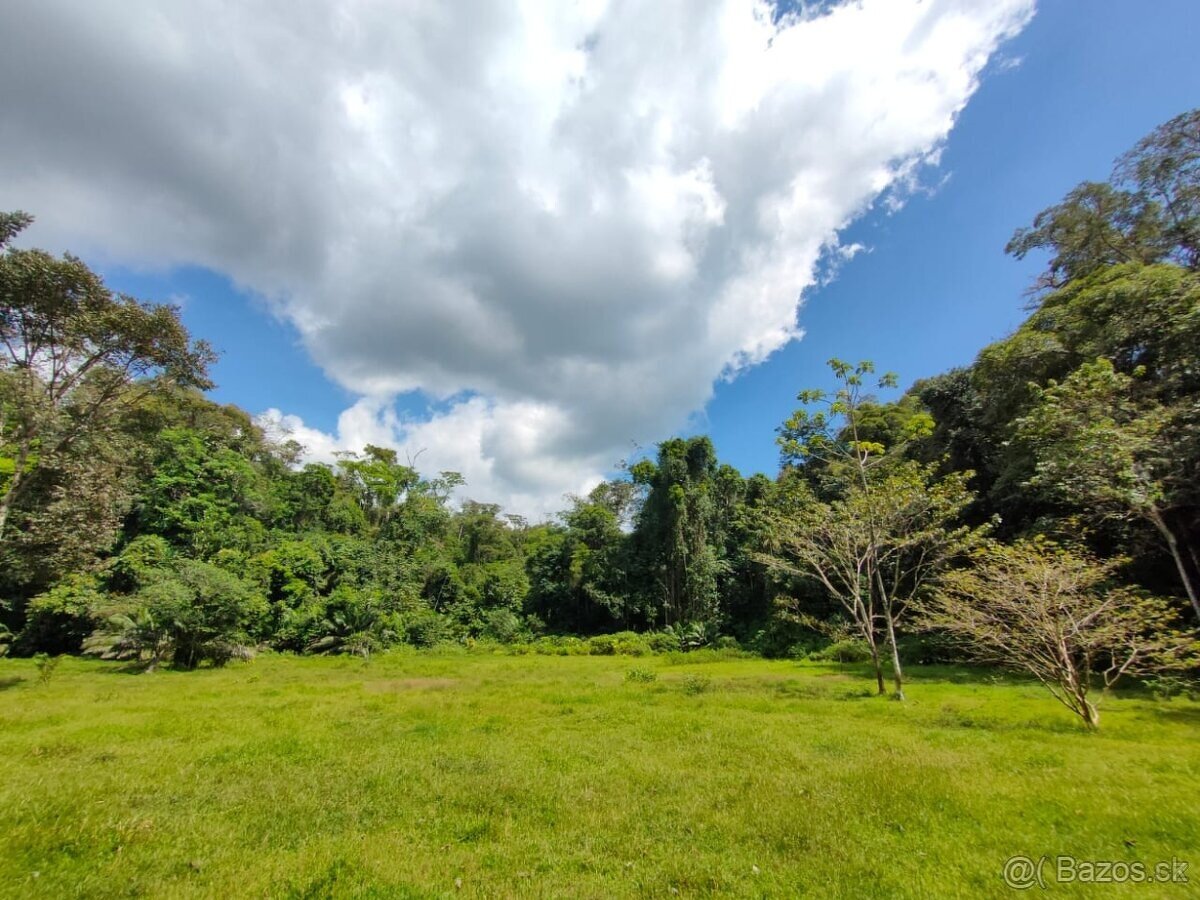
0, 651, 1197, 898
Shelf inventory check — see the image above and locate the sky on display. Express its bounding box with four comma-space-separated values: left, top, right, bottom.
3, 0, 1198, 519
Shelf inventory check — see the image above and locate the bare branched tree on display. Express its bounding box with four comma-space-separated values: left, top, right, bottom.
918, 539, 1200, 729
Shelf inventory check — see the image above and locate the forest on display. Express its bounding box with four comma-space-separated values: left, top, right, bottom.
3, 109, 1200, 731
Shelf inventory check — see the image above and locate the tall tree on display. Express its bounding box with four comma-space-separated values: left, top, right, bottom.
1007, 108, 1200, 289
0, 212, 213, 541
1015, 358, 1200, 620
631, 437, 727, 627
775, 359, 965, 699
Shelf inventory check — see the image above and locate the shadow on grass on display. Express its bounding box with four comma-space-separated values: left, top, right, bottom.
1142, 704, 1200, 726
803, 661, 1023, 687
92, 660, 161, 676
0, 676, 24, 691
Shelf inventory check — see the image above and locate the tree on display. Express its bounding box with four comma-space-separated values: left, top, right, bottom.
1114, 108, 1200, 271
1007, 108, 1200, 289
1015, 358, 1200, 620
525, 494, 631, 633
763, 461, 980, 695
336, 445, 419, 528
90, 559, 267, 670
774, 360, 943, 699
631, 437, 726, 628
919, 540, 1199, 729
0, 212, 213, 541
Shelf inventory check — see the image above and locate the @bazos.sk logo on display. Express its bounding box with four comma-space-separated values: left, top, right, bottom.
1003, 855, 1189, 890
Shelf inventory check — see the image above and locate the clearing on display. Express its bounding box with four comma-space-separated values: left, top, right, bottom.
0, 652, 1196, 897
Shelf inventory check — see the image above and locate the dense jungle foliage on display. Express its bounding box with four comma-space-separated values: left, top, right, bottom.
3, 112, 1199, 722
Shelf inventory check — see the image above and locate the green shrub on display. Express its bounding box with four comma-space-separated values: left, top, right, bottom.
1145, 674, 1200, 701
587, 634, 617, 655
33, 652, 62, 685
673, 620, 717, 651
585, 632, 655, 656
525, 635, 589, 656
92, 560, 267, 669
555, 636, 588, 655
403, 609, 455, 648
808, 638, 872, 664
645, 630, 680, 653
624, 667, 657, 683
106, 535, 173, 592
748, 619, 823, 659
610, 631, 650, 656
21, 574, 104, 654
681, 674, 711, 695
481, 608, 525, 644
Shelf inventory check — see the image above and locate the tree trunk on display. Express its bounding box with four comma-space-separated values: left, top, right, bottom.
865, 631, 885, 695
1148, 507, 1200, 622
883, 607, 905, 701
0, 443, 29, 541
1076, 689, 1099, 730
871, 560, 905, 700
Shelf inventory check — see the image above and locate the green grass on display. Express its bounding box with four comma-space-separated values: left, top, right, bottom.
0, 652, 1197, 898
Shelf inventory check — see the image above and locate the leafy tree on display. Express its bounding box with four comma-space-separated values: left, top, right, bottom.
336, 445, 421, 528
1015, 358, 1200, 619
90, 559, 266, 669
1007, 108, 1199, 288
0, 212, 213, 541
763, 461, 980, 695
920, 540, 1199, 729
525, 496, 630, 633
130, 426, 271, 558
630, 437, 727, 628
774, 360, 942, 699
20, 572, 104, 654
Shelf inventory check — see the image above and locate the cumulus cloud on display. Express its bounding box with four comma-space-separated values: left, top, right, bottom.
0, 0, 1034, 517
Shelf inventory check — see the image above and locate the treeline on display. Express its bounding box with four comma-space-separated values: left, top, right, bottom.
3, 111, 1200, 725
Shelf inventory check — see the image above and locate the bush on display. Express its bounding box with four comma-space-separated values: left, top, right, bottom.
585, 632, 654, 656
402, 609, 455, 648
1144, 674, 1200, 702
673, 620, 717, 651
33, 652, 62, 685
681, 674, 711, 695
305, 587, 403, 658
106, 535, 173, 592
21, 574, 104, 654
645, 630, 680, 653
747, 618, 822, 659
587, 634, 617, 655
94, 560, 267, 669
714, 635, 740, 651
808, 638, 872, 664
624, 667, 657, 683
481, 608, 526, 644
551, 636, 588, 655
519, 635, 590, 656
611, 631, 651, 656
894, 631, 961, 665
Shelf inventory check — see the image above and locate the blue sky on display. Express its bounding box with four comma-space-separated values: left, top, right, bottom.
702, 0, 1200, 477
6, 0, 1198, 516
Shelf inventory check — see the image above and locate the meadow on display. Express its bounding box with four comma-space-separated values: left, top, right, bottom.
0, 652, 1197, 898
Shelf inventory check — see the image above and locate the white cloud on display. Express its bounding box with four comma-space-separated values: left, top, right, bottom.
0, 0, 1034, 516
